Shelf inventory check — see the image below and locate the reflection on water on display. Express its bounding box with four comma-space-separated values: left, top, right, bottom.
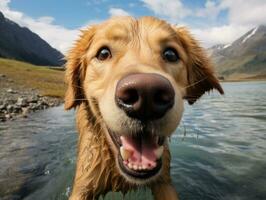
0, 107, 77, 200
0, 81, 266, 200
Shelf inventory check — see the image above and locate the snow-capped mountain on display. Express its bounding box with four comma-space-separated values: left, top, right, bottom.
209, 25, 266, 79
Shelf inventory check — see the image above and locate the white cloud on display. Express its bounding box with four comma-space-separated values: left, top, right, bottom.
141, 0, 266, 47
0, 0, 79, 54
108, 8, 130, 17
193, 0, 266, 47
220, 0, 266, 26
191, 25, 250, 47
141, 0, 191, 21
195, 0, 221, 19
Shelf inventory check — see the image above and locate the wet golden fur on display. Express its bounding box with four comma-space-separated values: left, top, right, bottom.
65, 16, 223, 200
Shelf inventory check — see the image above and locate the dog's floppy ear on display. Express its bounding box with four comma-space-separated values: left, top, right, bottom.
175, 27, 224, 105
64, 26, 96, 110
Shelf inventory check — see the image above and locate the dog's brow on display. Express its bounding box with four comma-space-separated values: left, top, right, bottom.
158, 37, 176, 45
105, 25, 129, 42
156, 31, 177, 43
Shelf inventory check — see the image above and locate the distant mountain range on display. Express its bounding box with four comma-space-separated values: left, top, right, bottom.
0, 11, 64, 66
0, 10, 265, 75
209, 25, 266, 79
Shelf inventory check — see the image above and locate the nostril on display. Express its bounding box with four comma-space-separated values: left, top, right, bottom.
154, 90, 170, 105
153, 90, 174, 107
119, 88, 139, 105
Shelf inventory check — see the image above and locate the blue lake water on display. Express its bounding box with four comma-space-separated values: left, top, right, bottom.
0, 81, 266, 200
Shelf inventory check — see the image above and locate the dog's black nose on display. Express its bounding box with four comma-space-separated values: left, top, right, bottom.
115, 73, 175, 121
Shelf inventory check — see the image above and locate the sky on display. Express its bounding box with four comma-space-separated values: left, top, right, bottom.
1, 0, 266, 54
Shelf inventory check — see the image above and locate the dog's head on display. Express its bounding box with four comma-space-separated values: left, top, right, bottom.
65, 16, 223, 185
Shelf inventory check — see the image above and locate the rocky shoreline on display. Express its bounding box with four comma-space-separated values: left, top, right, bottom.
0, 74, 63, 122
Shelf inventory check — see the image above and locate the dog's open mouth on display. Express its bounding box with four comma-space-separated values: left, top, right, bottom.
108, 128, 165, 179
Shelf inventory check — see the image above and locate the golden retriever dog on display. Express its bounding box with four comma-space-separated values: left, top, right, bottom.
65, 16, 223, 200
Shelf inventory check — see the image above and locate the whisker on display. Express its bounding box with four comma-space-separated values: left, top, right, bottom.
181, 76, 208, 89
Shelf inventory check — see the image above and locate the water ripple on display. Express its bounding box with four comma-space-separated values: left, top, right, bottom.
0, 81, 266, 200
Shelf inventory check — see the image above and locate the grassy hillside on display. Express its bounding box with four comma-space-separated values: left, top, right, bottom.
214, 53, 266, 80
0, 58, 65, 98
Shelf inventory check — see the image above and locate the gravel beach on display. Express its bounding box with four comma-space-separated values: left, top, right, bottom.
0, 73, 63, 122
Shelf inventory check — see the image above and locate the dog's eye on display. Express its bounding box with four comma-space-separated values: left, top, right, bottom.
162, 48, 179, 63
96, 47, 112, 61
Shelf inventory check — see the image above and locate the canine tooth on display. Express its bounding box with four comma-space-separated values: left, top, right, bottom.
133, 165, 138, 170
154, 146, 164, 159
120, 146, 132, 160
151, 162, 156, 168
128, 163, 133, 169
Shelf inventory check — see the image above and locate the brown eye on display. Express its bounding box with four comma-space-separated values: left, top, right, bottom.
96, 47, 112, 61
162, 48, 179, 62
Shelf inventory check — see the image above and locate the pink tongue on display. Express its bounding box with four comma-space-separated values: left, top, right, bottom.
121, 136, 157, 168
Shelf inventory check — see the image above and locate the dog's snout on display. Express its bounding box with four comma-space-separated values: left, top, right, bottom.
115, 73, 175, 120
